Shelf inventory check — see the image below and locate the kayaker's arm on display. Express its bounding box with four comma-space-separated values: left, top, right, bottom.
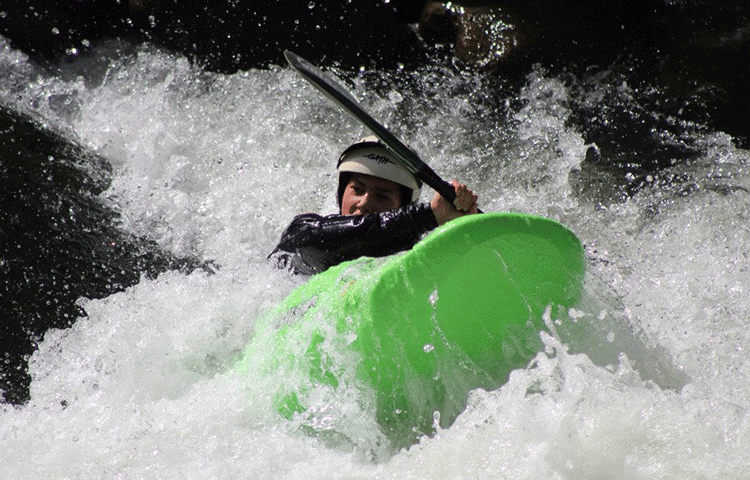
268, 203, 438, 275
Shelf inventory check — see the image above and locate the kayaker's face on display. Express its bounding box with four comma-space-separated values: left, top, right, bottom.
341, 173, 403, 215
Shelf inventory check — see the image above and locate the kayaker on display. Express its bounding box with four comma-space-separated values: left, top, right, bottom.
269, 136, 479, 275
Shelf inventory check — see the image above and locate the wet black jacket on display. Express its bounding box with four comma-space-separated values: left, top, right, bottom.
268, 203, 439, 275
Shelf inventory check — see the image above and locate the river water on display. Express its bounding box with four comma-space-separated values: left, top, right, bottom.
2, 36, 749, 479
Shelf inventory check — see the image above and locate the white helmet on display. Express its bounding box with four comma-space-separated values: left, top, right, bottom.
336, 136, 422, 205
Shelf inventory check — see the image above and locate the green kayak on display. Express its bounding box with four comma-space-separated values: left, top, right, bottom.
239, 212, 585, 448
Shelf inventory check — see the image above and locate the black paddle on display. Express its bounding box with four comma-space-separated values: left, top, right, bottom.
284, 50, 461, 204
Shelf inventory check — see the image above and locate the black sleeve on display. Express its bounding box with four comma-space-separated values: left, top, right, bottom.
268, 203, 439, 275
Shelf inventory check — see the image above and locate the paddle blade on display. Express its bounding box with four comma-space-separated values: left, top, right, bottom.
283, 50, 457, 202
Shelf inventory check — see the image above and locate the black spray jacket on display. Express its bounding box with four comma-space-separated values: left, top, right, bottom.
268, 203, 439, 275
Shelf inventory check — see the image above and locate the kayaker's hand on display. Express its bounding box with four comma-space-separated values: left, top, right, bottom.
430, 180, 479, 225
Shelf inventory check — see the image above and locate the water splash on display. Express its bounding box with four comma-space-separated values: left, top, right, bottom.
2, 36, 750, 478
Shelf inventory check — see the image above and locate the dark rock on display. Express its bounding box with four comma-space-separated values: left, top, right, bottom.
0, 105, 210, 404
419, 3, 533, 72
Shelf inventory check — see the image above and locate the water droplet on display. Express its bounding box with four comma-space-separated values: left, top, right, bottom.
308, 1, 315, 8
423, 344, 434, 353
429, 290, 438, 305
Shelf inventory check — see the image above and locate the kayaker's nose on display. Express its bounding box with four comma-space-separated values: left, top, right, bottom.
357, 193, 374, 214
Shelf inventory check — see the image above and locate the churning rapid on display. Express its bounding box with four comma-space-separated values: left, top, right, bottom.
2, 35, 750, 478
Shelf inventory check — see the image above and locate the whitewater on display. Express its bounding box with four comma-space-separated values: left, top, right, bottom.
2, 37, 750, 479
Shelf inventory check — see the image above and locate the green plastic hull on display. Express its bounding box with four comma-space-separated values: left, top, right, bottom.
240, 212, 585, 447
